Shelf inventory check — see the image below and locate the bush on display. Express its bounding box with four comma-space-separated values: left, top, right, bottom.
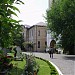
0, 51, 13, 72
24, 54, 39, 75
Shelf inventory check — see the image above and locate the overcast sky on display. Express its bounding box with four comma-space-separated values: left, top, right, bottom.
13, 0, 48, 26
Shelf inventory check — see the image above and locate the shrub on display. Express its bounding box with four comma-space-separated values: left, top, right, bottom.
0, 51, 13, 72
24, 54, 39, 75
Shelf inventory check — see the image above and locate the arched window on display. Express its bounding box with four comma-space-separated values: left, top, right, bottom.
50, 40, 56, 48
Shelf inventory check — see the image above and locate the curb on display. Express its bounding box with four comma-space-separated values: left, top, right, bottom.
49, 61, 63, 75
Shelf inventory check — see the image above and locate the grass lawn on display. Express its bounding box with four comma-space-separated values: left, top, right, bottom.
7, 52, 26, 75
10, 58, 50, 75
8, 53, 58, 75
9, 60, 26, 75
36, 57, 58, 75
36, 59, 50, 75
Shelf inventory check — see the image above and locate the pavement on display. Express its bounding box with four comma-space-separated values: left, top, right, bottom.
24, 52, 75, 75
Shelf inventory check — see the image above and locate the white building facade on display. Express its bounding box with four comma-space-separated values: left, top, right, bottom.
47, 30, 55, 47
46, 0, 55, 48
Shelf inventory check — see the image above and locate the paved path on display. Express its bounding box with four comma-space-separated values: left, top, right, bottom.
24, 52, 75, 75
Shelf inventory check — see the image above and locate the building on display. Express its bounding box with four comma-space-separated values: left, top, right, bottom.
21, 25, 30, 42
49, 0, 53, 8
22, 22, 47, 52
49, 0, 55, 7
47, 30, 55, 48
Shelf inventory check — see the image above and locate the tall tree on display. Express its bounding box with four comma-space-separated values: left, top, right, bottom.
46, 0, 75, 54
0, 0, 24, 48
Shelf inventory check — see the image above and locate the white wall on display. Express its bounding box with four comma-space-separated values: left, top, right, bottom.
49, 0, 53, 8
47, 30, 54, 47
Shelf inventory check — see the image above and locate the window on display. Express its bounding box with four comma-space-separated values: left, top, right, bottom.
38, 30, 40, 36
38, 41, 40, 48
45, 41, 47, 46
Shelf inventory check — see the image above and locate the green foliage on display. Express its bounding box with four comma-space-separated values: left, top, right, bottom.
0, 52, 13, 72
10, 59, 26, 75
46, 0, 75, 54
24, 54, 39, 75
23, 42, 33, 51
0, 0, 24, 48
4, 53, 26, 75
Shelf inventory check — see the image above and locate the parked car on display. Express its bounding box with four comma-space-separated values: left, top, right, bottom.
57, 48, 63, 54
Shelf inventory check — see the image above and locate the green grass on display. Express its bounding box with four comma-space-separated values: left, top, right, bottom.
7, 53, 58, 75
35, 57, 59, 75
36, 59, 50, 75
10, 60, 26, 75
7, 53, 26, 75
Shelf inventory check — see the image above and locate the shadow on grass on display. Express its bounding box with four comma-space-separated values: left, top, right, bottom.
9, 66, 24, 75
9, 59, 26, 75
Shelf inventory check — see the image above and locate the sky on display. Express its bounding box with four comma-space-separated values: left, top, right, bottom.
13, 0, 48, 26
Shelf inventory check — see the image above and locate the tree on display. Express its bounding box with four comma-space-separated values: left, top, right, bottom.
13, 32, 24, 50
23, 42, 33, 51
46, 0, 75, 54
0, 0, 24, 48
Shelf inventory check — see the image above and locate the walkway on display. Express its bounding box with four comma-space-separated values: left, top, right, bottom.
25, 52, 75, 75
